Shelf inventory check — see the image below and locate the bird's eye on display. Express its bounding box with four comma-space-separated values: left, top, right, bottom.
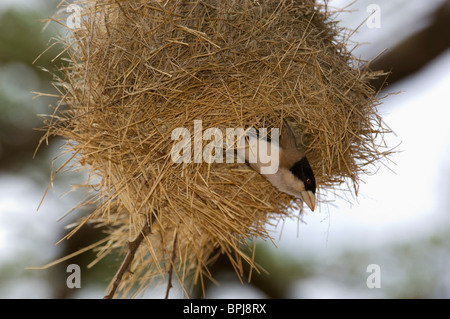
306, 178, 311, 185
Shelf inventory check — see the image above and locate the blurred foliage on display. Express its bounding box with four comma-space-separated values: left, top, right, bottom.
0, 7, 62, 173
0, 9, 57, 69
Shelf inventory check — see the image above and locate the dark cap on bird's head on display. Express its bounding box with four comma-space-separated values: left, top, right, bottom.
290, 157, 316, 194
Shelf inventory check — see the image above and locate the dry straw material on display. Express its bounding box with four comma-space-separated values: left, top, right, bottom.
41, 0, 391, 297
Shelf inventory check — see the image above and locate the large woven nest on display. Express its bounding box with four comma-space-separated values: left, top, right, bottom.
41, 0, 390, 297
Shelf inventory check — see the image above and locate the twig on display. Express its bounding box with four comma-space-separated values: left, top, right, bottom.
164, 232, 178, 299
103, 222, 152, 299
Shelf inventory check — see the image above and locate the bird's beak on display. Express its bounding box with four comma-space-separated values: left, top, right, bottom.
301, 190, 316, 212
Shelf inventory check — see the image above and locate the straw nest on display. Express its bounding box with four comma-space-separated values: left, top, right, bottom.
41, 0, 390, 297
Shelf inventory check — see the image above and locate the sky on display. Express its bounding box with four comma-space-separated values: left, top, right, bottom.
0, 0, 449, 298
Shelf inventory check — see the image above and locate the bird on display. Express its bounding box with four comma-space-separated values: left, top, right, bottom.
242, 119, 316, 211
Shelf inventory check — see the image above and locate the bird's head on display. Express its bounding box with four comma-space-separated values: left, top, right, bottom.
289, 157, 316, 211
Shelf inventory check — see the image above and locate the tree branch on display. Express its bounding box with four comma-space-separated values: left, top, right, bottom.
368, 0, 450, 91
164, 232, 178, 299
103, 222, 152, 299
